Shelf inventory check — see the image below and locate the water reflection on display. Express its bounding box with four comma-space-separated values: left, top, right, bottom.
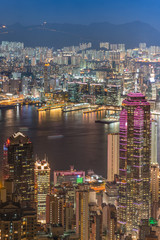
0, 106, 121, 177
16, 105, 20, 119
0, 106, 160, 178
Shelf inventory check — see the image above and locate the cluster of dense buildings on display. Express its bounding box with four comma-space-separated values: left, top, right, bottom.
0, 92, 160, 240
0, 40, 160, 239
0, 41, 160, 108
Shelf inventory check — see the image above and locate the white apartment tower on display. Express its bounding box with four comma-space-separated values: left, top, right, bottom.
107, 133, 119, 182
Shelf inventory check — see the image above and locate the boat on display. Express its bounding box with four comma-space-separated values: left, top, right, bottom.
48, 135, 64, 140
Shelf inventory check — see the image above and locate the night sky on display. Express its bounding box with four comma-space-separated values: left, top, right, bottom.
1, 0, 160, 29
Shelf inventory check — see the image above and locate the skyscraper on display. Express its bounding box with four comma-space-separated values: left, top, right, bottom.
34, 158, 50, 223
118, 92, 151, 236
3, 132, 34, 207
107, 133, 119, 182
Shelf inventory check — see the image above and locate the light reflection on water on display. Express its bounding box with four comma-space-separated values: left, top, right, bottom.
0, 106, 122, 178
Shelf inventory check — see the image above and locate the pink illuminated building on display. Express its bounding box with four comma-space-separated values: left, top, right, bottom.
118, 92, 151, 236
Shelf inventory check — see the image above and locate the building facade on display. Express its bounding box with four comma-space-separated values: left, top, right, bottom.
118, 92, 151, 236
34, 159, 50, 223
3, 132, 34, 207
54, 166, 85, 185
107, 133, 119, 182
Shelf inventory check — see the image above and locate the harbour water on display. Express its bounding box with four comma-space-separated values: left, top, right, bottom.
1, 105, 160, 179
0, 105, 119, 178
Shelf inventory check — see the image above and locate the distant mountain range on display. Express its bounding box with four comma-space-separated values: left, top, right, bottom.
0, 21, 160, 49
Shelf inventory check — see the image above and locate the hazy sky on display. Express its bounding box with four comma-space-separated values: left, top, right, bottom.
1, 0, 160, 29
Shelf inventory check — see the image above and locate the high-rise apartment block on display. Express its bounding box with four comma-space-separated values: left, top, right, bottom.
100, 42, 109, 49
107, 133, 119, 182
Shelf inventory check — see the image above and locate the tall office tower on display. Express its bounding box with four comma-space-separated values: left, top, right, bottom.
151, 120, 157, 164
118, 92, 151, 236
34, 159, 50, 224
3, 132, 34, 207
76, 188, 89, 240
107, 133, 119, 181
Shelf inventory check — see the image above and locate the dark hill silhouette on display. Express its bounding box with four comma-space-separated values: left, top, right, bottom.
0, 21, 160, 49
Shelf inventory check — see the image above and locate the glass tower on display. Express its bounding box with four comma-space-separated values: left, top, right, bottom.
3, 132, 34, 207
118, 92, 151, 236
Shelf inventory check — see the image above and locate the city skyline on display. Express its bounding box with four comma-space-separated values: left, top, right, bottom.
0, 36, 160, 239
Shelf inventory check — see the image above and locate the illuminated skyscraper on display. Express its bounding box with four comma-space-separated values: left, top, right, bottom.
118, 93, 151, 236
107, 133, 119, 182
34, 159, 50, 223
3, 132, 34, 207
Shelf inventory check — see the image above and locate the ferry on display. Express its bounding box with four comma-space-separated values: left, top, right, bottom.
62, 103, 90, 112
